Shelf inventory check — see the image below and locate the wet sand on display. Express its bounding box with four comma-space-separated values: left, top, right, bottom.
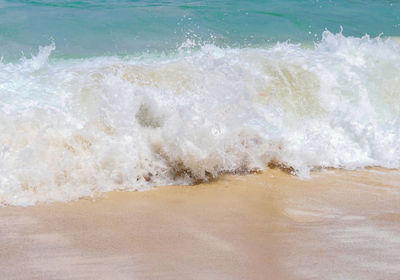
1, 168, 399, 280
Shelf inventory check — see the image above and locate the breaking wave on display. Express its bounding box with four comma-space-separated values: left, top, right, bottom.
1, 31, 400, 205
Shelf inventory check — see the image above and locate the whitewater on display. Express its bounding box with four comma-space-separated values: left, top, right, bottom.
1, 31, 400, 206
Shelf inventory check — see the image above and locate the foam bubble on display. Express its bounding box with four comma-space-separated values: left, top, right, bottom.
1, 31, 400, 206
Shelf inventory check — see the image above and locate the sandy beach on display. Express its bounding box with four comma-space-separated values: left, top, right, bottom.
1, 168, 399, 280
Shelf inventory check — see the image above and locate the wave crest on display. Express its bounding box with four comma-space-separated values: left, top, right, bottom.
1, 31, 400, 205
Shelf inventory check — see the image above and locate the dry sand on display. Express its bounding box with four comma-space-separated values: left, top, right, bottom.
1, 168, 399, 280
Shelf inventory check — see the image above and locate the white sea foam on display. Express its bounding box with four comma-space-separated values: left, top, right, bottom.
1, 31, 400, 206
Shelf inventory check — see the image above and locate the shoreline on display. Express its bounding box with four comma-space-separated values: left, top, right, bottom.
1, 168, 399, 279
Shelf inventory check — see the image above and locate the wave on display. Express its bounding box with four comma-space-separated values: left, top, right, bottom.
1, 31, 400, 206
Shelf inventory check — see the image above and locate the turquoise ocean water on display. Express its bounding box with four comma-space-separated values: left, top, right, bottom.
1, 0, 399, 59
1, 1, 400, 205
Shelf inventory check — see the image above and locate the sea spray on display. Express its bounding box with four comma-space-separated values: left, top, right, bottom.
1, 31, 400, 206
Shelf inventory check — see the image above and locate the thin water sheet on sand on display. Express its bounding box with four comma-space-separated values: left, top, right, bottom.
0, 168, 399, 280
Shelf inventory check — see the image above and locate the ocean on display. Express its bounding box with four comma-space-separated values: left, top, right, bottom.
0, 0, 400, 206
